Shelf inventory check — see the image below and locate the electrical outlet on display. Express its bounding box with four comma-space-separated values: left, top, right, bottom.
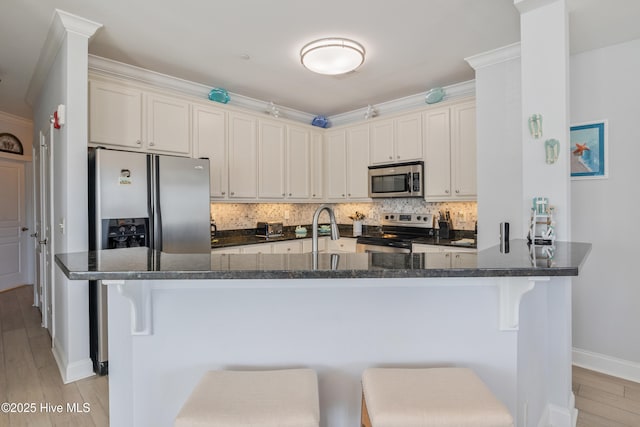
284, 210, 290, 220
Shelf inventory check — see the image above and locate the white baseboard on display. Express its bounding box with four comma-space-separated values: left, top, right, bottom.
573, 347, 640, 383
52, 338, 95, 384
536, 393, 577, 427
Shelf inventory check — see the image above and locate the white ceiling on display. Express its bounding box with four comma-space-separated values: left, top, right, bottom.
2, 0, 640, 120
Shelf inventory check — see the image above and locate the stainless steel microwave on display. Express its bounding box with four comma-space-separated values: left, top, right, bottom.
368, 161, 424, 198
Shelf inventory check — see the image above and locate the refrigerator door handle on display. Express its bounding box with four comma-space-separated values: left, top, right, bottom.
150, 155, 162, 251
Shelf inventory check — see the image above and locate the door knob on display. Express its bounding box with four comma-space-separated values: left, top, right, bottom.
21, 227, 29, 231
30, 232, 39, 238
39, 239, 48, 245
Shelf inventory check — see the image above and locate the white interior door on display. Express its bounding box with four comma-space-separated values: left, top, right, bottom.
42, 127, 53, 332
32, 139, 42, 309
0, 159, 26, 291
32, 127, 53, 332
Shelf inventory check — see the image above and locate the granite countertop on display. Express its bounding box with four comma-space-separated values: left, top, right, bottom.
56, 240, 590, 280
212, 224, 477, 249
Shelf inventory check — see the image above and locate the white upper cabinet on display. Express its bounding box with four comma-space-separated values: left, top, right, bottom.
89, 79, 191, 155
325, 130, 348, 200
310, 131, 324, 200
193, 104, 227, 199
89, 80, 143, 149
258, 119, 286, 199
424, 108, 452, 199
346, 124, 370, 199
369, 112, 422, 165
145, 93, 190, 155
423, 100, 476, 201
228, 112, 258, 199
326, 124, 370, 201
286, 125, 311, 199
450, 101, 477, 199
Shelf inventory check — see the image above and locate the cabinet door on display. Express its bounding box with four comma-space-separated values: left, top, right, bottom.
325, 130, 347, 199
451, 102, 477, 198
396, 112, 423, 161
193, 105, 227, 198
287, 126, 311, 199
346, 125, 370, 199
424, 108, 452, 199
369, 119, 395, 165
146, 93, 191, 155
310, 132, 324, 200
258, 119, 286, 199
272, 240, 303, 254
89, 80, 143, 149
241, 244, 272, 254
228, 112, 258, 199
425, 252, 452, 268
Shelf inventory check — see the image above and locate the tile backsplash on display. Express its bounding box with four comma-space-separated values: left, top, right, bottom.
211, 200, 477, 231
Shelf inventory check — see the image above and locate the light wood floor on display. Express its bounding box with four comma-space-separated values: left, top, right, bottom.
574, 365, 640, 427
0, 285, 108, 427
2, 285, 639, 427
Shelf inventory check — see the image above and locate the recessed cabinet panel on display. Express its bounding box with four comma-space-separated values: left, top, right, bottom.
228, 113, 258, 199
370, 119, 395, 164
451, 102, 477, 198
89, 81, 143, 148
146, 94, 190, 154
310, 132, 324, 199
424, 108, 452, 199
395, 113, 423, 161
193, 105, 227, 198
258, 120, 286, 199
287, 126, 311, 199
325, 130, 347, 199
346, 125, 370, 199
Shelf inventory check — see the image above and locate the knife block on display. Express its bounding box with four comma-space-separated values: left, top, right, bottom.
438, 221, 452, 239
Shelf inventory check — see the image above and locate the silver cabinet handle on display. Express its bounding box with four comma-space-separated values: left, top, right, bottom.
455, 190, 460, 194
221, 191, 226, 195
445, 190, 450, 194
389, 156, 392, 160
39, 239, 48, 245
230, 191, 235, 196
136, 140, 142, 145
289, 193, 292, 196
149, 141, 155, 146
30, 232, 38, 238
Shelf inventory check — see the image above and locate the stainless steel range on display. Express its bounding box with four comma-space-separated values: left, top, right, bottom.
356, 213, 435, 254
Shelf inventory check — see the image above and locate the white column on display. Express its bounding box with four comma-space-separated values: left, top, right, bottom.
516, 0, 571, 241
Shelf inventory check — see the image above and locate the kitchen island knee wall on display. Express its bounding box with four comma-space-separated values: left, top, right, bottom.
211, 201, 478, 231
107, 276, 572, 427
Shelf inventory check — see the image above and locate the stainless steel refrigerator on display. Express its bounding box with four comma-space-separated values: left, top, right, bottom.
88, 147, 211, 374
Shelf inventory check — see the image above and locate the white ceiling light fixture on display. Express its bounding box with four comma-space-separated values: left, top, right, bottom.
300, 38, 365, 75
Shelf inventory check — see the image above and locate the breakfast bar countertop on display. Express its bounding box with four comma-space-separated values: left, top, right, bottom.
55, 240, 591, 281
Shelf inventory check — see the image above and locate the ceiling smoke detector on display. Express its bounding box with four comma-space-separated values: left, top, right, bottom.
300, 38, 365, 75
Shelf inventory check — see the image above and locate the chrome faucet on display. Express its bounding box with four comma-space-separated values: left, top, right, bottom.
312, 204, 339, 253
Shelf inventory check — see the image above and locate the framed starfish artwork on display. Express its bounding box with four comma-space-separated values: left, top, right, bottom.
570, 120, 608, 179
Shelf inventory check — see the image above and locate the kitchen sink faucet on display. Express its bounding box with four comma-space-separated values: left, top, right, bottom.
312, 204, 340, 254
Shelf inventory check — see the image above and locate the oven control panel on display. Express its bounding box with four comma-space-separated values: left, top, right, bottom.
382, 213, 434, 228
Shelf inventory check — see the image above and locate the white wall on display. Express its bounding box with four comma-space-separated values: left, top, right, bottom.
469, 47, 522, 249
32, 10, 99, 383
571, 38, 640, 379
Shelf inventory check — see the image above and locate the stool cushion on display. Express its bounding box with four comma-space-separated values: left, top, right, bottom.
362, 367, 513, 427
175, 368, 320, 427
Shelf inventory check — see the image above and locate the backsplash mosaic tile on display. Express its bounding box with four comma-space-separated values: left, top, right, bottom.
211, 200, 477, 231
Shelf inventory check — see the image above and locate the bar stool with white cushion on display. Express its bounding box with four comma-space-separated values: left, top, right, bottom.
175, 368, 320, 427
361, 367, 513, 427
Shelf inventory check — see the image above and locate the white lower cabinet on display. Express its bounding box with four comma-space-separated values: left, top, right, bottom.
272, 240, 303, 254
412, 244, 476, 268
241, 244, 272, 254
326, 237, 357, 253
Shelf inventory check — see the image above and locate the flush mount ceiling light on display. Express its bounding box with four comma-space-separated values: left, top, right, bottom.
300, 38, 365, 75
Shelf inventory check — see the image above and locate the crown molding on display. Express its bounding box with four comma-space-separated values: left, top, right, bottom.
26, 10, 102, 107
88, 55, 476, 128
328, 80, 476, 127
514, 0, 558, 14
465, 43, 521, 71
88, 55, 316, 125
0, 110, 33, 125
